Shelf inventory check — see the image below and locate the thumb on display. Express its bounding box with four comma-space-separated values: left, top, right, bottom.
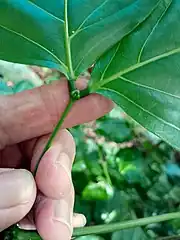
0, 169, 36, 231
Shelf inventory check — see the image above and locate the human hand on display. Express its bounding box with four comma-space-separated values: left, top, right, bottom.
0, 79, 113, 240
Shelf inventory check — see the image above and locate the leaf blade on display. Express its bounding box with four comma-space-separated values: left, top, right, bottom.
70, 0, 160, 76
0, 0, 67, 73
0, 0, 159, 78
89, 0, 180, 149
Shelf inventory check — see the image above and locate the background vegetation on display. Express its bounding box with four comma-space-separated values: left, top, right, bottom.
1, 64, 180, 239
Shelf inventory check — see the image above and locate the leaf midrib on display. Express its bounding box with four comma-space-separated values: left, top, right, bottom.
64, 0, 75, 79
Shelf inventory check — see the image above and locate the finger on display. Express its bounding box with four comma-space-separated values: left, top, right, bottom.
18, 213, 86, 230
0, 169, 36, 231
35, 189, 74, 240
17, 211, 36, 230
0, 78, 113, 149
73, 213, 86, 228
0, 145, 22, 168
31, 129, 75, 199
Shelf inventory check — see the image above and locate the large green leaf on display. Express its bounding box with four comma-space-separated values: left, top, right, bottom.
0, 0, 159, 77
89, 0, 180, 150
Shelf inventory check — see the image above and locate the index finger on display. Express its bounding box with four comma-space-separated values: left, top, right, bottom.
0, 79, 113, 149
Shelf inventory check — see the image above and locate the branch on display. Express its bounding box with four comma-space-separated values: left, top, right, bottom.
10, 212, 180, 239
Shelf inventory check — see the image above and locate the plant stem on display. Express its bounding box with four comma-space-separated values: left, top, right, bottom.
64, 0, 75, 79
102, 160, 112, 185
33, 99, 74, 176
98, 146, 112, 185
73, 212, 180, 237
10, 212, 180, 239
80, 87, 90, 98
158, 236, 180, 240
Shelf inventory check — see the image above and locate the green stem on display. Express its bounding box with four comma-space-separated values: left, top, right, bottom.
73, 212, 180, 237
11, 212, 180, 239
64, 0, 75, 79
101, 159, 112, 185
80, 87, 90, 98
33, 99, 74, 176
98, 146, 112, 185
158, 236, 180, 240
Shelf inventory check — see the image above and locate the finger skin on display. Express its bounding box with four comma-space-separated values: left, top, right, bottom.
31, 130, 75, 199
0, 79, 113, 149
29, 130, 75, 240
0, 169, 36, 231
35, 192, 74, 240
19, 212, 86, 230
73, 213, 87, 228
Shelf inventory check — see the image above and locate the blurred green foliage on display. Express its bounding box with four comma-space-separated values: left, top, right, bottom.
1, 72, 180, 239
70, 107, 180, 239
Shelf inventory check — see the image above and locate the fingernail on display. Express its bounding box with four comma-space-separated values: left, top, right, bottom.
18, 212, 36, 230
17, 221, 36, 230
53, 199, 72, 233
73, 213, 87, 228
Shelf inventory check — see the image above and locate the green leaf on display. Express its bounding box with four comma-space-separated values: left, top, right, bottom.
168, 186, 180, 204
0, 0, 67, 74
111, 227, 148, 240
89, 0, 180, 150
82, 181, 114, 201
147, 174, 172, 201
94, 191, 131, 224
0, 0, 159, 78
165, 163, 180, 186
96, 118, 132, 143
117, 148, 151, 188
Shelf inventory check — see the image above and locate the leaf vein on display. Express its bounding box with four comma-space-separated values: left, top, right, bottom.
28, 0, 64, 23
119, 76, 180, 100
74, 0, 158, 73
137, 0, 172, 63
0, 24, 67, 70
70, 0, 109, 39
100, 43, 121, 83
70, 0, 141, 40
74, 13, 146, 74
101, 87, 180, 134
103, 48, 180, 85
